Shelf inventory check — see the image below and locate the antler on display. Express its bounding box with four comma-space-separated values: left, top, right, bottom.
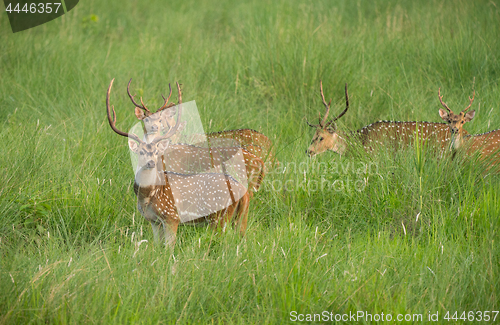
153, 82, 183, 141
127, 78, 152, 115
438, 88, 451, 112
319, 80, 332, 127
306, 82, 349, 129
106, 79, 141, 143
439, 87, 475, 113
157, 84, 173, 112
326, 83, 349, 127
462, 90, 475, 113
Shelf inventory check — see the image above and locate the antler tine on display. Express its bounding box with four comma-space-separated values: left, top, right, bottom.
305, 117, 320, 128
331, 83, 350, 122
177, 81, 182, 104
157, 83, 173, 112
127, 78, 151, 114
438, 88, 451, 112
140, 97, 149, 111
462, 89, 475, 113
319, 80, 331, 127
325, 83, 349, 128
155, 82, 183, 141
107, 79, 141, 143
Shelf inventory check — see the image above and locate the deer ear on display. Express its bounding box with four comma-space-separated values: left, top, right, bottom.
464, 110, 475, 122
128, 139, 140, 152
156, 139, 170, 152
135, 107, 145, 120
438, 108, 449, 120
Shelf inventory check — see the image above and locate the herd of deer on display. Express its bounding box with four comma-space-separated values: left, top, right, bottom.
106, 79, 499, 248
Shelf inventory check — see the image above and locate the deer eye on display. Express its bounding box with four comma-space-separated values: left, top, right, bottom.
139, 151, 145, 155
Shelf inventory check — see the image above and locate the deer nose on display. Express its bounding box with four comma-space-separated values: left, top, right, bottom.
145, 160, 156, 168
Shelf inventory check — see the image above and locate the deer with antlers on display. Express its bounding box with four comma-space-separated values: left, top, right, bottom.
306, 81, 464, 157
127, 78, 274, 163
107, 79, 250, 248
126, 79, 267, 193
438, 88, 500, 164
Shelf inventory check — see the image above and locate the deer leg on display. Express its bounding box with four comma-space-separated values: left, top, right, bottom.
233, 192, 250, 236
158, 218, 179, 249
150, 221, 163, 244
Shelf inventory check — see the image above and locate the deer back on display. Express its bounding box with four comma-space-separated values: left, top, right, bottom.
356, 121, 462, 151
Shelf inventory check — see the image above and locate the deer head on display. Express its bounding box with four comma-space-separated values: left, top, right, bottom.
127, 78, 185, 138
306, 81, 349, 157
438, 88, 476, 150
107, 79, 183, 185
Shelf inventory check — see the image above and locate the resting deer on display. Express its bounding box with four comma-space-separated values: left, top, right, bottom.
438, 88, 500, 164
126, 79, 265, 193
127, 78, 274, 163
306, 81, 464, 157
107, 79, 250, 248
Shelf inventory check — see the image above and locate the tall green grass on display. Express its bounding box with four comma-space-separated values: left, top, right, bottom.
1, 0, 499, 323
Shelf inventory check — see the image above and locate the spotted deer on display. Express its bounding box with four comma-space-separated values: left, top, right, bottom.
107, 79, 250, 248
438, 88, 500, 164
306, 81, 464, 157
163, 143, 265, 194
126, 79, 265, 193
437, 87, 476, 150
127, 78, 274, 163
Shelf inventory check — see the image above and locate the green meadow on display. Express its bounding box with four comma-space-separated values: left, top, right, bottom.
1, 0, 499, 323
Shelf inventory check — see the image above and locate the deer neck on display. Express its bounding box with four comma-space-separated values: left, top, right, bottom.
135, 166, 159, 186
450, 130, 466, 150
332, 130, 351, 154
133, 169, 173, 212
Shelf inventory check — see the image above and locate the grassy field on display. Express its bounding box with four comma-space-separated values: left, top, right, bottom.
1, 0, 499, 323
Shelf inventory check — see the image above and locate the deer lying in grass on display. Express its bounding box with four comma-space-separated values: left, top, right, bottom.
107, 79, 250, 248
306, 81, 465, 157
438, 88, 500, 165
127, 78, 274, 163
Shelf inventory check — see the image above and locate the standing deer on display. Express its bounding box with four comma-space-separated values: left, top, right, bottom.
438, 88, 500, 164
125, 79, 265, 194
163, 143, 265, 193
107, 79, 250, 248
306, 81, 464, 157
127, 78, 274, 163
